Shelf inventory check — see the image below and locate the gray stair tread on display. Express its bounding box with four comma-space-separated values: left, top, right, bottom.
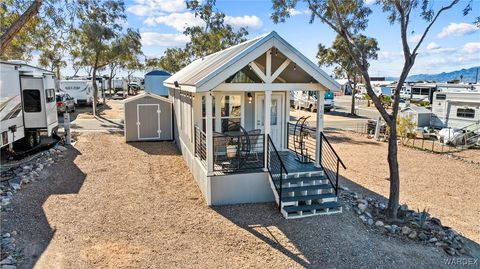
283, 175, 326, 184
283, 201, 341, 213
281, 184, 333, 193
281, 193, 336, 202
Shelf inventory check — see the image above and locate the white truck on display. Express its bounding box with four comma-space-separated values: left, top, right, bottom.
0, 61, 58, 149
58, 80, 102, 105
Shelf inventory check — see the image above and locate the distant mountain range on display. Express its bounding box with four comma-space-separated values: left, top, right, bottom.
406, 66, 480, 83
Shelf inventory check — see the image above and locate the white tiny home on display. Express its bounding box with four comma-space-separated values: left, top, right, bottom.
0, 61, 58, 149
163, 32, 344, 219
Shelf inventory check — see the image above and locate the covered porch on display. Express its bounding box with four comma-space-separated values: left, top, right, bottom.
165, 31, 342, 207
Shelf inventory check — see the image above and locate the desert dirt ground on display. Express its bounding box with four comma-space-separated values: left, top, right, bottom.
325, 130, 480, 243
75, 97, 124, 120
3, 132, 479, 269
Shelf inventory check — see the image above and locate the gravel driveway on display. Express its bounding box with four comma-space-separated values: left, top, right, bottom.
2, 133, 477, 268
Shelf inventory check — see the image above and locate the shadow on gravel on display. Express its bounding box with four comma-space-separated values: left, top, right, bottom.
213, 174, 480, 268
1, 147, 86, 268
127, 141, 178, 156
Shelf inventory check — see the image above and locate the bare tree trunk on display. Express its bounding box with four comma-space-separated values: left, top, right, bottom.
350, 87, 356, 115
386, 124, 400, 219
92, 67, 97, 116
0, 0, 42, 55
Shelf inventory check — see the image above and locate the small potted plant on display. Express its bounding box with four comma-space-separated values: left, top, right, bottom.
226, 138, 238, 158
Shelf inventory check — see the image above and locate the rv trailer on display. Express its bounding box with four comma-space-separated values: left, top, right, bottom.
58, 80, 102, 105
0, 61, 59, 149
431, 91, 480, 129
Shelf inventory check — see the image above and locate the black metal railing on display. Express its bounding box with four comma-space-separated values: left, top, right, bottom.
266, 134, 288, 210
287, 122, 316, 162
194, 126, 207, 167
319, 132, 346, 195
212, 131, 265, 173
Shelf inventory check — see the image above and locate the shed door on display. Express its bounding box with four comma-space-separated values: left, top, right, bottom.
137, 104, 161, 140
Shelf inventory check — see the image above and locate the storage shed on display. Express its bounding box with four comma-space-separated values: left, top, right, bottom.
144, 70, 171, 96
124, 92, 173, 142
400, 105, 432, 128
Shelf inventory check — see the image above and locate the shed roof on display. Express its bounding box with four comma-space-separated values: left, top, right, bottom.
145, 70, 171, 76
401, 105, 432, 114
123, 92, 172, 104
164, 31, 340, 92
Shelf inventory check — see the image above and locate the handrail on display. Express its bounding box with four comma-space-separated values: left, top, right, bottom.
266, 134, 288, 211
319, 132, 346, 195
267, 134, 288, 175
320, 132, 346, 169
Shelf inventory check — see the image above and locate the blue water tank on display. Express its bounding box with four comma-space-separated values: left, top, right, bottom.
144, 70, 171, 96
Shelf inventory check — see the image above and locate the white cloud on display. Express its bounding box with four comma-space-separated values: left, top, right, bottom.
408, 34, 422, 44
364, 0, 376, 4
437, 23, 478, 39
144, 12, 204, 31
224, 15, 263, 29
426, 42, 441, 50
462, 42, 480, 54
127, 0, 186, 16
287, 8, 309, 16
141, 32, 190, 47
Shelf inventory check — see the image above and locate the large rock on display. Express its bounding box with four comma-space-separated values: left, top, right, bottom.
418, 232, 428, 241
57, 145, 67, 152
358, 203, 368, 212
401, 226, 411, 235
375, 220, 384, 227
408, 231, 417, 239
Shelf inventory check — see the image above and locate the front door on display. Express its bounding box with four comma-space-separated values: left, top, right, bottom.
137, 104, 161, 140
256, 93, 284, 148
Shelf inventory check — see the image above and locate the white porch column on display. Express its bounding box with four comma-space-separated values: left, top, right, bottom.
206, 93, 214, 174
315, 89, 324, 167
264, 89, 272, 166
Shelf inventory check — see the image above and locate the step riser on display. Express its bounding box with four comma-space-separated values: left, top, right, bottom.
281, 197, 337, 207
282, 207, 343, 219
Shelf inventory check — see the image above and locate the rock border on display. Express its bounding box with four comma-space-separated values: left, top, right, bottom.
339, 186, 469, 256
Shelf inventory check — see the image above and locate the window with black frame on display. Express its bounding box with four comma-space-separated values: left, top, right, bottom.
23, 89, 41, 112
456, 108, 475, 118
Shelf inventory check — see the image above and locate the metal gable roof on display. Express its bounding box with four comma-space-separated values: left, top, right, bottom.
164, 31, 340, 92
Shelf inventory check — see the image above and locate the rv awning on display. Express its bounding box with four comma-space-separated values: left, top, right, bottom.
164, 31, 340, 93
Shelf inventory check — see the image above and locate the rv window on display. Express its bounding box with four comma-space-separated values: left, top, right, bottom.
457, 108, 475, 119
23, 90, 41, 112
45, 89, 55, 102
436, 94, 446, 100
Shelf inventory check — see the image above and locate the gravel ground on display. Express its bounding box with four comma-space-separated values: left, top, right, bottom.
2, 132, 476, 268
75, 98, 124, 120
325, 130, 480, 244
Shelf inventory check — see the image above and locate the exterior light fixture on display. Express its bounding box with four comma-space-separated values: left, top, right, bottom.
275, 48, 278, 56
293, 64, 297, 71
174, 81, 179, 88
247, 92, 253, 104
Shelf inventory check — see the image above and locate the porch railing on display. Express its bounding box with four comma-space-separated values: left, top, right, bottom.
194, 126, 207, 167
319, 132, 346, 195
266, 134, 288, 211
212, 131, 264, 173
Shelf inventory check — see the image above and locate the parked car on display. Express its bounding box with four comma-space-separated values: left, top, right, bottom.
56, 92, 75, 113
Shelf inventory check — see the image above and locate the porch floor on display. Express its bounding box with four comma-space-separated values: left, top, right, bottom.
212, 150, 321, 176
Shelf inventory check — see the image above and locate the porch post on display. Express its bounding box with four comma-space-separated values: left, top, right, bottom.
264, 89, 272, 167
206, 93, 214, 174
315, 89, 324, 167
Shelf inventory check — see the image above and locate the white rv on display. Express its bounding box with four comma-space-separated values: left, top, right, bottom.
58, 80, 102, 105
0, 61, 58, 149
431, 91, 480, 129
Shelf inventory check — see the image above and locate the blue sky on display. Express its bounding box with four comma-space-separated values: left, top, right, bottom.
77, 0, 480, 77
